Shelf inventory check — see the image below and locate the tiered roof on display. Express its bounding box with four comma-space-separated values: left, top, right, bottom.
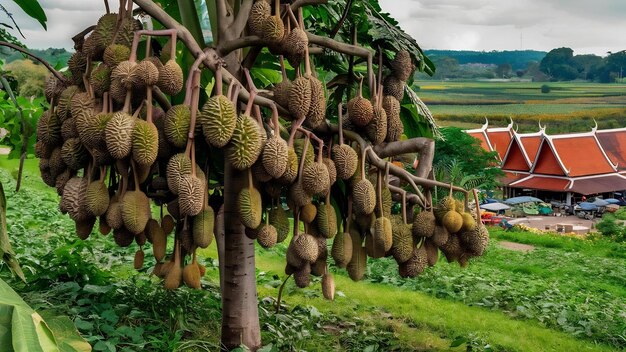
465, 120, 513, 161
465, 121, 626, 195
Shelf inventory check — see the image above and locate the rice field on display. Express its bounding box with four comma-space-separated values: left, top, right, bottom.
416, 80, 626, 132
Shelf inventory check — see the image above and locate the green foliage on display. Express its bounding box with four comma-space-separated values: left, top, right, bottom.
433, 127, 503, 196
2, 48, 72, 68
366, 227, 626, 349
597, 209, 626, 243
540, 84, 550, 93
5, 59, 48, 97
0, 89, 45, 159
10, 0, 47, 30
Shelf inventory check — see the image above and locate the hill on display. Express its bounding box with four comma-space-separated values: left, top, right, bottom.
1, 47, 71, 68
424, 49, 547, 70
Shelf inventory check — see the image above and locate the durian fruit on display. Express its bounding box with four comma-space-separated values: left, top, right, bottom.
412, 210, 435, 238
269, 206, 290, 243
391, 50, 415, 81
347, 245, 367, 282
162, 214, 175, 235
322, 157, 336, 187
105, 195, 124, 230
61, 118, 79, 140
316, 201, 337, 239
103, 44, 131, 67
435, 192, 456, 223
293, 232, 319, 263
398, 245, 427, 278
193, 204, 215, 248
75, 217, 96, 240
67, 51, 87, 84
321, 271, 335, 300
279, 147, 298, 184
111, 60, 137, 90
390, 215, 414, 264
440, 234, 463, 263
99, 216, 111, 235
199, 70, 237, 147
386, 109, 403, 143
257, 223, 278, 249
158, 60, 184, 96
83, 32, 104, 60
248, 0, 271, 36
347, 77, 373, 127
163, 243, 183, 290
228, 98, 263, 170
262, 105, 289, 178
150, 220, 167, 261
272, 56, 292, 109
383, 75, 405, 102
44, 74, 67, 103
61, 138, 89, 171
366, 87, 387, 144
442, 210, 463, 234
85, 178, 110, 217
333, 104, 359, 181
36, 110, 61, 146
331, 223, 353, 268
302, 158, 329, 196
300, 203, 317, 224
130, 59, 160, 89
93, 13, 117, 48
57, 85, 80, 121
131, 119, 159, 166
120, 187, 151, 235
424, 239, 439, 266
431, 225, 450, 247
352, 150, 376, 215
238, 170, 262, 229
164, 105, 191, 148
293, 137, 315, 167
105, 112, 136, 159
91, 64, 111, 97
183, 256, 201, 289
294, 262, 311, 288
115, 17, 142, 48
286, 239, 304, 268
288, 74, 312, 119
166, 153, 192, 194
134, 249, 145, 270
458, 189, 489, 256
261, 0, 284, 43
60, 177, 89, 222
113, 228, 135, 247
178, 172, 204, 217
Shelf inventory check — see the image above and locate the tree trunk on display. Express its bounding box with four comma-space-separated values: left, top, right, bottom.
220, 161, 261, 351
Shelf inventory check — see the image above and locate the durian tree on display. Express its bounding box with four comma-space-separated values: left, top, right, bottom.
1, 0, 490, 350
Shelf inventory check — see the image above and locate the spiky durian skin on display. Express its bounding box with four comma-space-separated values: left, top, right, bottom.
383, 75, 405, 102
166, 153, 192, 194
288, 76, 312, 118
269, 206, 290, 243
164, 105, 191, 148
348, 96, 374, 127
331, 231, 353, 268
293, 233, 319, 263
352, 179, 376, 215
105, 112, 135, 159
332, 144, 358, 180
85, 181, 110, 217
412, 211, 435, 238
262, 136, 288, 179
132, 120, 159, 166
228, 115, 262, 170
103, 44, 130, 67
157, 60, 184, 95
391, 50, 414, 81
257, 224, 278, 249
193, 207, 215, 248
178, 175, 205, 217
199, 95, 237, 147
302, 162, 330, 196
248, 0, 271, 35
238, 187, 262, 229
120, 191, 151, 235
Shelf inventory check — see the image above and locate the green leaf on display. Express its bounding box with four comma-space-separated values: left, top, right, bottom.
0, 181, 25, 281
11, 0, 47, 30
450, 336, 467, 347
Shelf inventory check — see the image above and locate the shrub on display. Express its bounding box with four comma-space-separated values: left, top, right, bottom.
541, 84, 551, 93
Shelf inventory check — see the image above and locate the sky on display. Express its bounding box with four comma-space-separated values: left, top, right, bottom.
2, 0, 626, 56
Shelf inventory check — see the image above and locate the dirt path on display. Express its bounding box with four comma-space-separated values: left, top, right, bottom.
498, 241, 535, 252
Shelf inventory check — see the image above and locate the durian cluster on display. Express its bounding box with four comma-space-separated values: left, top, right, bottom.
35, 1, 489, 296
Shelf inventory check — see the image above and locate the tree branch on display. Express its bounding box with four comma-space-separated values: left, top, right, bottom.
290, 0, 328, 12
374, 138, 435, 179
389, 184, 422, 207
307, 32, 374, 94
329, 0, 352, 39
217, 35, 263, 57
229, 0, 253, 37
71, 25, 96, 51
152, 86, 172, 111
0, 41, 66, 82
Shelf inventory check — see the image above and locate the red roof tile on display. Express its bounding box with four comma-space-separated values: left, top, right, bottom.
500, 171, 528, 185
501, 139, 530, 171
551, 136, 615, 176
511, 176, 570, 192
511, 174, 626, 195
486, 130, 512, 160
519, 135, 541, 162
532, 142, 566, 176
596, 130, 626, 171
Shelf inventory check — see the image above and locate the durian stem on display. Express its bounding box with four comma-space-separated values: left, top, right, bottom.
304, 38, 311, 77
287, 115, 305, 146
104, 0, 110, 14
449, 182, 453, 199
253, 105, 264, 127
473, 189, 481, 221
275, 274, 292, 314
190, 140, 197, 177
274, 0, 280, 20
401, 189, 407, 225
125, 0, 133, 19
376, 169, 383, 218
337, 103, 345, 145
130, 159, 140, 191
244, 91, 257, 117
215, 64, 223, 96
132, 99, 145, 118
187, 68, 201, 146
296, 127, 323, 162
279, 55, 288, 82
346, 195, 352, 232
231, 83, 241, 106
296, 135, 310, 182
123, 91, 132, 113
357, 76, 364, 99
101, 93, 108, 113
361, 145, 371, 181
226, 79, 235, 103
247, 167, 253, 190
287, 6, 299, 29
146, 87, 153, 123
271, 104, 280, 136
298, 7, 305, 30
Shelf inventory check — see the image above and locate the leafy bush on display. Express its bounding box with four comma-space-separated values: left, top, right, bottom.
597, 211, 626, 243
541, 84, 551, 93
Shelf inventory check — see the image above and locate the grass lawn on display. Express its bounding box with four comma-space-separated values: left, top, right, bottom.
1, 156, 624, 351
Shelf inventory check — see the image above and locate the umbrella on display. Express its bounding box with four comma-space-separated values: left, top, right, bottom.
604, 198, 621, 204
578, 202, 598, 211
483, 198, 501, 204
503, 196, 543, 205
592, 199, 609, 206
480, 202, 511, 211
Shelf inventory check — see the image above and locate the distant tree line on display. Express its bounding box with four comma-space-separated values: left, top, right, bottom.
540, 47, 626, 83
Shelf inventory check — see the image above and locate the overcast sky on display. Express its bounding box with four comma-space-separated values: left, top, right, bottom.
2, 0, 625, 56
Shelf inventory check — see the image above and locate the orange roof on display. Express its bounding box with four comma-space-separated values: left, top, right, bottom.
510, 175, 570, 192
596, 129, 626, 170
467, 131, 490, 152
500, 171, 528, 185
551, 136, 615, 176
501, 139, 530, 171
486, 130, 512, 160
532, 142, 567, 176
519, 135, 542, 162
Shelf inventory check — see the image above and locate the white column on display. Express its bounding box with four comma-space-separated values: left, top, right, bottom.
566, 192, 572, 206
